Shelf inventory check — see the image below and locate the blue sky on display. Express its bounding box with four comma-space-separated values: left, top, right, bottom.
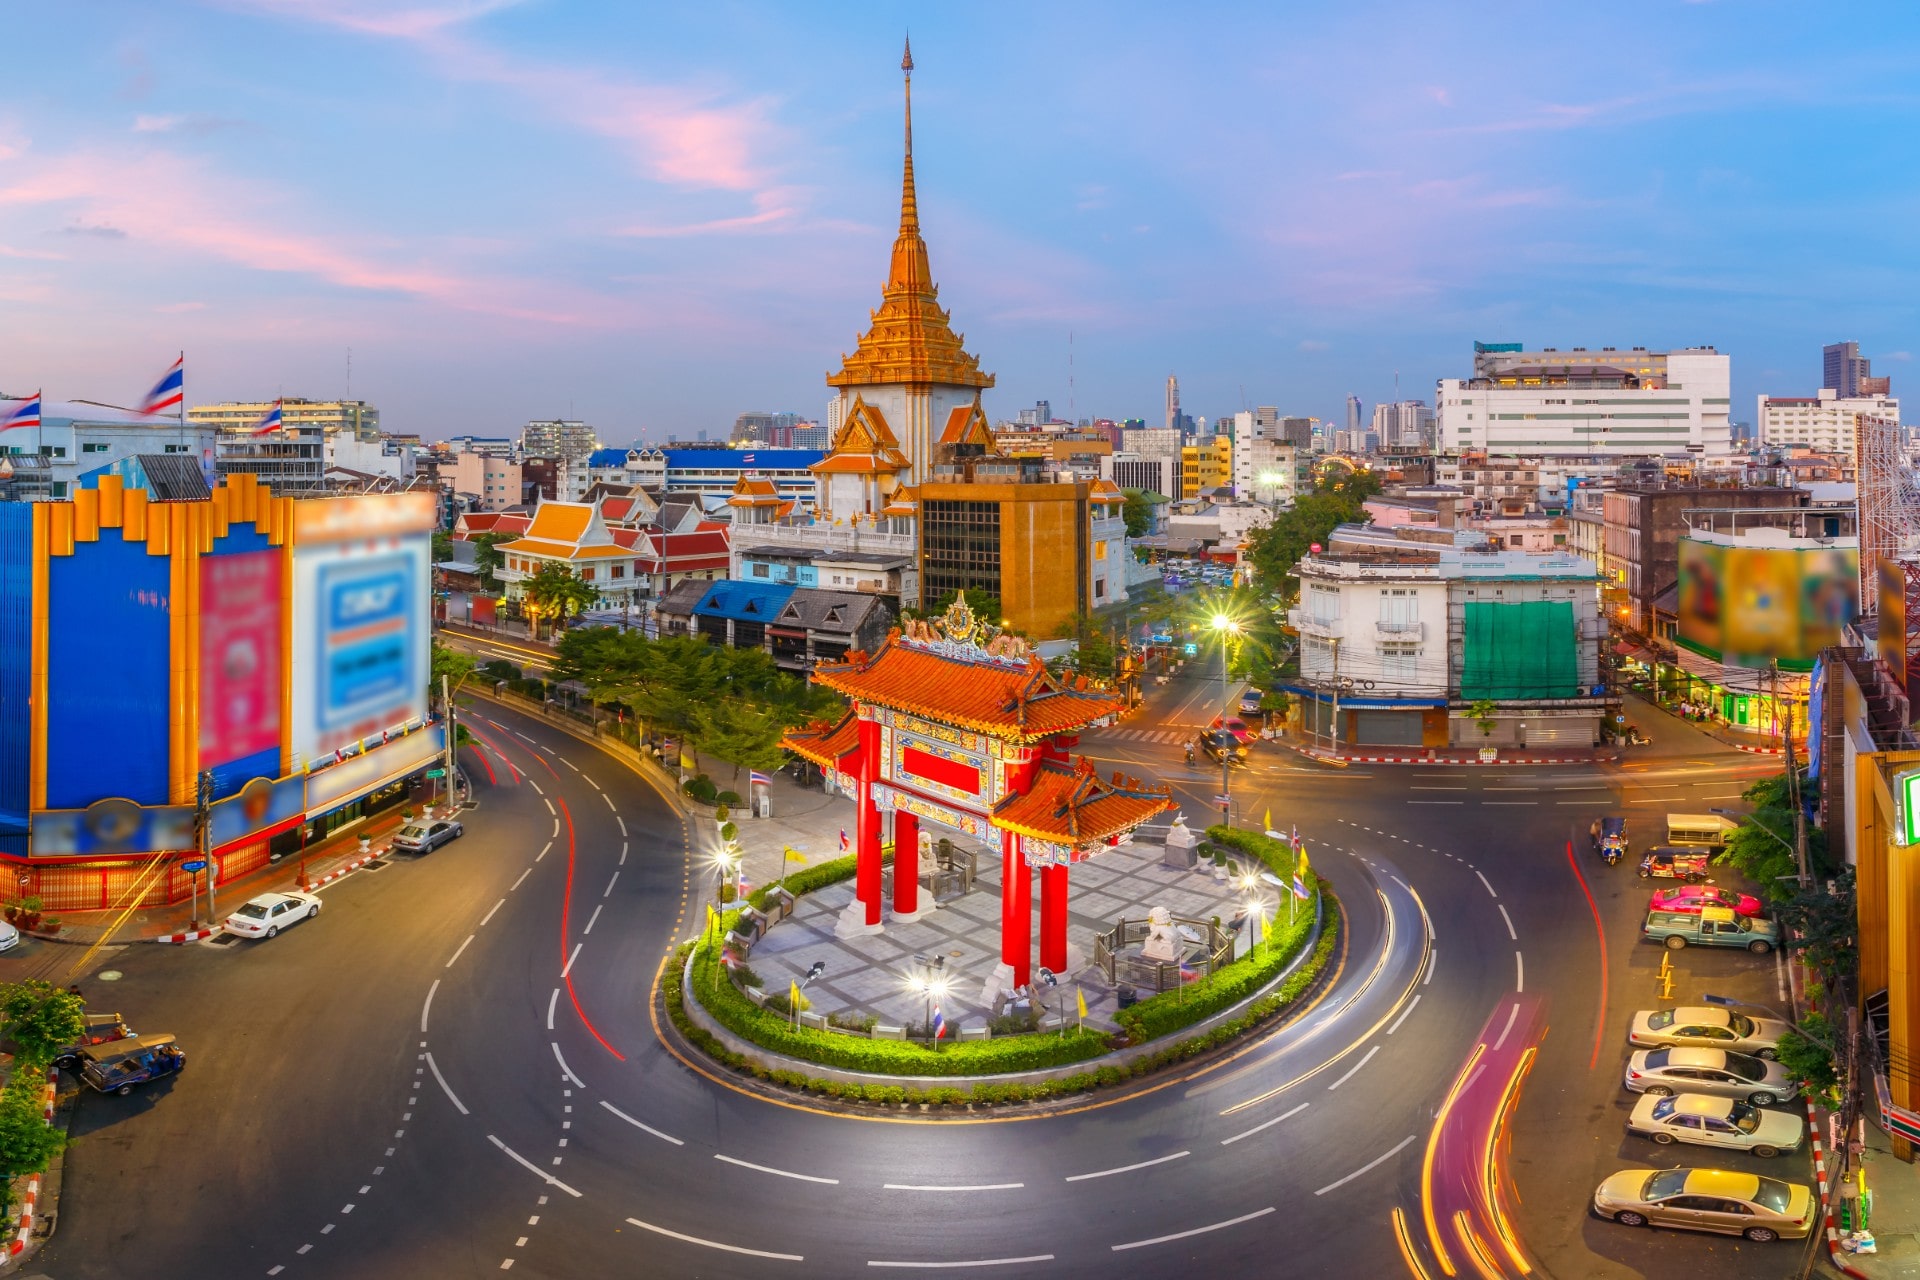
1, 1, 1916, 443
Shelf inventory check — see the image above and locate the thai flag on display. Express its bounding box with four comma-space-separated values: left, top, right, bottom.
839, 827, 849, 853
249, 399, 284, 436
0, 392, 41, 432
1292, 875, 1311, 900
750, 770, 772, 788
138, 356, 184, 416
742, 453, 756, 464
931, 1003, 946, 1039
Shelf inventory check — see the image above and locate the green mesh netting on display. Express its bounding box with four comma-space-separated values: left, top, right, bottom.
1459, 600, 1577, 700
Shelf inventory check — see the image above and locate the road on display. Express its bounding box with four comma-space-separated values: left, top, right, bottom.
27, 669, 1812, 1279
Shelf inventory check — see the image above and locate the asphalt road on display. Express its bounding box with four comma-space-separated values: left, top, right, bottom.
25, 670, 1810, 1280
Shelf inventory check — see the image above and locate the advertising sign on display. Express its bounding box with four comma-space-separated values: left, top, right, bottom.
290, 494, 434, 769
1880, 556, 1909, 701
1677, 538, 1859, 667
30, 798, 196, 857
304, 726, 443, 811
208, 773, 306, 851
200, 549, 283, 771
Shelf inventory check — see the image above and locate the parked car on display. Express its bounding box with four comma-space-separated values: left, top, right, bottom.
76, 1033, 185, 1097
1649, 884, 1766, 918
1638, 847, 1711, 882
1591, 1167, 1814, 1242
0, 920, 18, 953
1239, 691, 1264, 716
1628, 1006, 1791, 1058
223, 890, 322, 940
1626, 1093, 1803, 1157
393, 818, 464, 854
1624, 1046, 1798, 1106
1195, 730, 1248, 765
1642, 907, 1779, 953
52, 1013, 135, 1070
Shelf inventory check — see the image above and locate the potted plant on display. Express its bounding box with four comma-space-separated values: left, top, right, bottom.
1470, 699, 1500, 762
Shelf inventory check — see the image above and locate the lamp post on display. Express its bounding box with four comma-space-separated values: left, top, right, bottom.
1709, 807, 1808, 887
1210, 613, 1241, 823
909, 954, 947, 1043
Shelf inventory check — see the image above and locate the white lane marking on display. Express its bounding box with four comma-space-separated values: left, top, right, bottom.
1063, 1151, 1190, 1181
446, 935, 475, 969
619, 842, 628, 866
560, 756, 579, 772
617, 816, 626, 836
551, 818, 560, 837
1219, 1102, 1308, 1146
1515, 950, 1525, 992
1483, 801, 1538, 806
587, 776, 601, 790
599, 1099, 683, 1145
426, 1051, 469, 1116
1111, 1206, 1275, 1251
1407, 801, 1464, 806
1326, 1045, 1380, 1091
1408, 785, 1467, 791
488, 1135, 581, 1197
1775, 941, 1788, 1002
625, 1217, 800, 1262
1555, 785, 1610, 791
536, 842, 552, 863
1475, 869, 1497, 898
714, 1153, 840, 1185
1483, 786, 1539, 792
1386, 994, 1423, 1035
869, 1258, 1055, 1270
529, 781, 543, 795
512, 867, 532, 891
1313, 1135, 1417, 1196
1493, 1001, 1522, 1052
602, 793, 616, 812
1497, 904, 1517, 940
421, 979, 439, 1034
1424, 951, 1438, 986
544, 798, 555, 815
515, 731, 534, 742
584, 904, 604, 936
604, 871, 619, 898
562, 943, 582, 978
884, 1183, 1024, 1192
481, 898, 506, 928
547, 988, 559, 1031
552, 1041, 584, 1088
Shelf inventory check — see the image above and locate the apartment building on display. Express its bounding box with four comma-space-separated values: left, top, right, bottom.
1437, 342, 1733, 456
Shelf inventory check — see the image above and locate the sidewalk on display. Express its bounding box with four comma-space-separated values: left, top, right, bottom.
1620, 687, 1793, 757
1271, 730, 1621, 769
1817, 1116, 1920, 1278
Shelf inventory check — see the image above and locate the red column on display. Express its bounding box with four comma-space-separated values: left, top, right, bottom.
892, 809, 919, 917
1000, 830, 1031, 987
856, 718, 883, 927
1039, 862, 1069, 975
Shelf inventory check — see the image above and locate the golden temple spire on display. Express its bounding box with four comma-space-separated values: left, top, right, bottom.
893, 35, 926, 283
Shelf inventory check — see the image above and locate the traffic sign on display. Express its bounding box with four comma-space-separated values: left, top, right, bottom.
426, 768, 447, 779
181, 860, 207, 873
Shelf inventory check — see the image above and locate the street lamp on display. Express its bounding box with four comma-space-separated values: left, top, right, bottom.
907, 954, 948, 1041
1709, 808, 1808, 886
1210, 613, 1242, 823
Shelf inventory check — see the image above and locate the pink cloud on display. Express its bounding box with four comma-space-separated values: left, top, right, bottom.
619, 189, 801, 238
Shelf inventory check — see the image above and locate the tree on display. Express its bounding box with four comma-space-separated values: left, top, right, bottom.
0, 981, 86, 1066
470, 532, 514, 593
429, 641, 476, 706
0, 1075, 62, 1180
521, 561, 599, 639
1777, 868, 1857, 992
692, 698, 790, 782
1120, 488, 1157, 539
1717, 771, 1831, 903
1242, 490, 1372, 599
431, 529, 453, 564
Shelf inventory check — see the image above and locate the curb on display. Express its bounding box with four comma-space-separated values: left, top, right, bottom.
141, 845, 389, 943
1807, 1098, 1870, 1278
147, 927, 219, 945
3, 1071, 57, 1264
1283, 744, 1623, 767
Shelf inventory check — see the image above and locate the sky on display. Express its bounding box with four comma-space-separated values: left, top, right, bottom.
2, 1, 1918, 444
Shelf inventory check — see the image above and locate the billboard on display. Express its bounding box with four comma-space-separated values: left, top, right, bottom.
200, 548, 283, 776
290, 494, 435, 770
1881, 556, 1909, 701
31, 798, 196, 857
1677, 538, 1859, 668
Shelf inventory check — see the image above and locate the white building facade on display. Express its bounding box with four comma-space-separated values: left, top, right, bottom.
1757, 389, 1900, 453
1437, 344, 1733, 457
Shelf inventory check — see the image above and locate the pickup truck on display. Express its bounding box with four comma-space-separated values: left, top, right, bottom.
1643, 906, 1779, 954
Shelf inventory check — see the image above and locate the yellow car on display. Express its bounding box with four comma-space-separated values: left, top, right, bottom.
1592, 1167, 1814, 1242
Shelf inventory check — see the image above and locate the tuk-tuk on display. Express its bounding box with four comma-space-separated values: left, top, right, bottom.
1666, 813, 1739, 849
1638, 847, 1712, 883
77, 1033, 184, 1096
1591, 817, 1629, 865
52, 1013, 134, 1070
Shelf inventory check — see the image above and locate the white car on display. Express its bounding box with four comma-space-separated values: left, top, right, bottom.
224, 891, 322, 940
1627, 1092, 1804, 1157
1627, 1006, 1791, 1059
0, 920, 19, 952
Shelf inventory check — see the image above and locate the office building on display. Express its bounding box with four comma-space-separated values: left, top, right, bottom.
519, 418, 600, 459
1281, 417, 1316, 450
0, 398, 211, 501
1122, 426, 1182, 459
1758, 389, 1900, 454
1165, 375, 1181, 431
1437, 342, 1733, 456
1346, 395, 1363, 436
449, 452, 522, 512
1373, 400, 1435, 451
1109, 453, 1176, 499
189, 399, 379, 441
1823, 341, 1890, 399
215, 422, 328, 494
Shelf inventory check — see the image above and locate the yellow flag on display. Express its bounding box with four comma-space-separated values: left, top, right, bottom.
785, 847, 807, 864
790, 980, 800, 1007
1297, 846, 1311, 878
1076, 987, 1088, 1019
1264, 807, 1273, 833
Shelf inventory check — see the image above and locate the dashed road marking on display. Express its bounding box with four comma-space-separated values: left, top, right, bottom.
1313, 1135, 1416, 1196
446, 935, 475, 968
1219, 1101, 1308, 1146
1063, 1151, 1189, 1181
426, 1052, 468, 1115
715, 1153, 840, 1184
1112, 1207, 1274, 1250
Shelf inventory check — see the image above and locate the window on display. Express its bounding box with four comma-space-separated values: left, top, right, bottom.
1380, 642, 1419, 682
1378, 588, 1416, 627
1094, 579, 1106, 599
81, 442, 109, 454
50, 481, 67, 498
581, 567, 595, 581
751, 563, 768, 578
611, 564, 625, 579
1094, 541, 1107, 560
1307, 584, 1340, 624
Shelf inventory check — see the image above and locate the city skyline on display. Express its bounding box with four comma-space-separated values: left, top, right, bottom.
0, 2, 1915, 441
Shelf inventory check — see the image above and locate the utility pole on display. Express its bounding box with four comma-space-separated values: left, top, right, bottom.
194, 769, 217, 924
442, 673, 457, 815
1328, 637, 1342, 753
1775, 660, 1810, 887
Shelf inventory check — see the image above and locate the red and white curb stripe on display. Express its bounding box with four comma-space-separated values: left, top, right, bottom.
145, 845, 388, 943
148, 927, 219, 945
6, 1072, 56, 1259
1288, 749, 1620, 767
1806, 1097, 1870, 1279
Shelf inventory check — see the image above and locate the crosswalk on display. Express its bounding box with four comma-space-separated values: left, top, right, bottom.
1095, 726, 1204, 745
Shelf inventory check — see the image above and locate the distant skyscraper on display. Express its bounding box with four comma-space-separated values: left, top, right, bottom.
1165, 374, 1181, 432
1346, 395, 1362, 436
1823, 341, 1889, 398
519, 418, 600, 459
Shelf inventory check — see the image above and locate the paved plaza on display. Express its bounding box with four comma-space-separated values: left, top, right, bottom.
738, 827, 1292, 1036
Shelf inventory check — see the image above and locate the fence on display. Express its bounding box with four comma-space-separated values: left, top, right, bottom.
1090, 915, 1236, 994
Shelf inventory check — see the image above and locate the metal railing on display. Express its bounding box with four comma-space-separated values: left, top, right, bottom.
1091, 916, 1235, 994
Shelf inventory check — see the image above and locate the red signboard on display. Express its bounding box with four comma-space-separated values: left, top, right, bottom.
900, 745, 980, 795
200, 550, 283, 768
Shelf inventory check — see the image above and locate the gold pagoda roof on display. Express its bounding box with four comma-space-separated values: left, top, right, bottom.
827, 41, 993, 393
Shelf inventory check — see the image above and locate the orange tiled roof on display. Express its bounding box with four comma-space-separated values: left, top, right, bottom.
810, 634, 1123, 742
992, 757, 1174, 846
781, 711, 862, 769
524, 501, 594, 543
496, 537, 628, 561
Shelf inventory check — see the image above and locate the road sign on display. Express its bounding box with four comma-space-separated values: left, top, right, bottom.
182, 860, 207, 873
426, 768, 447, 779
1899, 768, 1920, 846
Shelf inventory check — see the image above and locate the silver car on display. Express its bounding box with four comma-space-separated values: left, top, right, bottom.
1624, 1046, 1797, 1106
1626, 1093, 1804, 1158
393, 819, 464, 854
1627, 1006, 1790, 1059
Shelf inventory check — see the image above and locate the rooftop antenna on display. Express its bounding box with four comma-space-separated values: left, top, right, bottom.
345, 347, 352, 401
1068, 330, 1075, 425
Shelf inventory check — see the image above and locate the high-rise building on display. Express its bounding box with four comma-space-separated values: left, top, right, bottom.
1371, 400, 1435, 451
1438, 342, 1733, 456
1180, 436, 1232, 498
189, 398, 379, 441
731, 411, 804, 443
1823, 341, 1890, 399
1165, 374, 1181, 432
1757, 388, 1900, 454
519, 418, 600, 459
1346, 395, 1363, 436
